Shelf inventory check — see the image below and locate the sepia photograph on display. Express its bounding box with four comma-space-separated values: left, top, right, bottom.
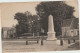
0, 0, 79, 53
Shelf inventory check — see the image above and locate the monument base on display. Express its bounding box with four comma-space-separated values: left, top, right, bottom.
47, 32, 57, 40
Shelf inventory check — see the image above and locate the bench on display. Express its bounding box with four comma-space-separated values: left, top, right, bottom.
26, 37, 39, 45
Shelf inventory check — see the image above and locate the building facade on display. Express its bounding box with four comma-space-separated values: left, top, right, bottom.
2, 27, 16, 39
62, 18, 79, 37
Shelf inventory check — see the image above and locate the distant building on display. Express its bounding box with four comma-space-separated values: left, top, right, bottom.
62, 18, 79, 37
2, 27, 16, 39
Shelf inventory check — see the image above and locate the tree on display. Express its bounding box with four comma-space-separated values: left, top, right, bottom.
14, 12, 29, 37
32, 15, 41, 33
31, 15, 41, 37
36, 1, 75, 36
14, 11, 41, 37
27, 14, 41, 33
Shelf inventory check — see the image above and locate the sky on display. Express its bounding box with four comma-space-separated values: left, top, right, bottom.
0, 0, 79, 27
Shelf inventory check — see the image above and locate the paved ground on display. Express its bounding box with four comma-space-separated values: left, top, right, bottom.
2, 39, 79, 53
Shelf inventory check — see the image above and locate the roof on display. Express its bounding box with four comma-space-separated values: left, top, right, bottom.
62, 19, 72, 27
62, 18, 79, 29
71, 18, 79, 29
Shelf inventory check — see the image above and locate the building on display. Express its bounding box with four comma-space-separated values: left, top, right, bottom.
2, 27, 16, 39
62, 18, 79, 37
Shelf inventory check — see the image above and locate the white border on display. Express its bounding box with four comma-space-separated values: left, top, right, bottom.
0, 0, 76, 3
0, 0, 80, 53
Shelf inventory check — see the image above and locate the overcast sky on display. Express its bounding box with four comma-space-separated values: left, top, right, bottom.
1, 0, 79, 27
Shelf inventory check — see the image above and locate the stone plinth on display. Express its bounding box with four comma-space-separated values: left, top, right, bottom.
47, 32, 57, 40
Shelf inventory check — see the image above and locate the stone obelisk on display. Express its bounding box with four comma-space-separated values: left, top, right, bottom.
47, 15, 57, 40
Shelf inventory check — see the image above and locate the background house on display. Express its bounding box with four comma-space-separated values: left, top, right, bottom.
62, 18, 79, 37
2, 26, 16, 39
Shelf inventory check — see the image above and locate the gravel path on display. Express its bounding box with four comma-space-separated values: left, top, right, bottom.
2, 40, 79, 52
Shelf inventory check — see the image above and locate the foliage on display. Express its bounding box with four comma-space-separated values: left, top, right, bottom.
36, 1, 75, 36
14, 11, 41, 37
14, 12, 29, 36
31, 15, 41, 33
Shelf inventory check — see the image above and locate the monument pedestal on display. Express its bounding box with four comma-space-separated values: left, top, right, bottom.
47, 32, 57, 40
46, 15, 57, 41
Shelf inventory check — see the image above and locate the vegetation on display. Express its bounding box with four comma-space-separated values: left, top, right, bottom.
36, 1, 75, 36
14, 1, 75, 37
14, 11, 40, 37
